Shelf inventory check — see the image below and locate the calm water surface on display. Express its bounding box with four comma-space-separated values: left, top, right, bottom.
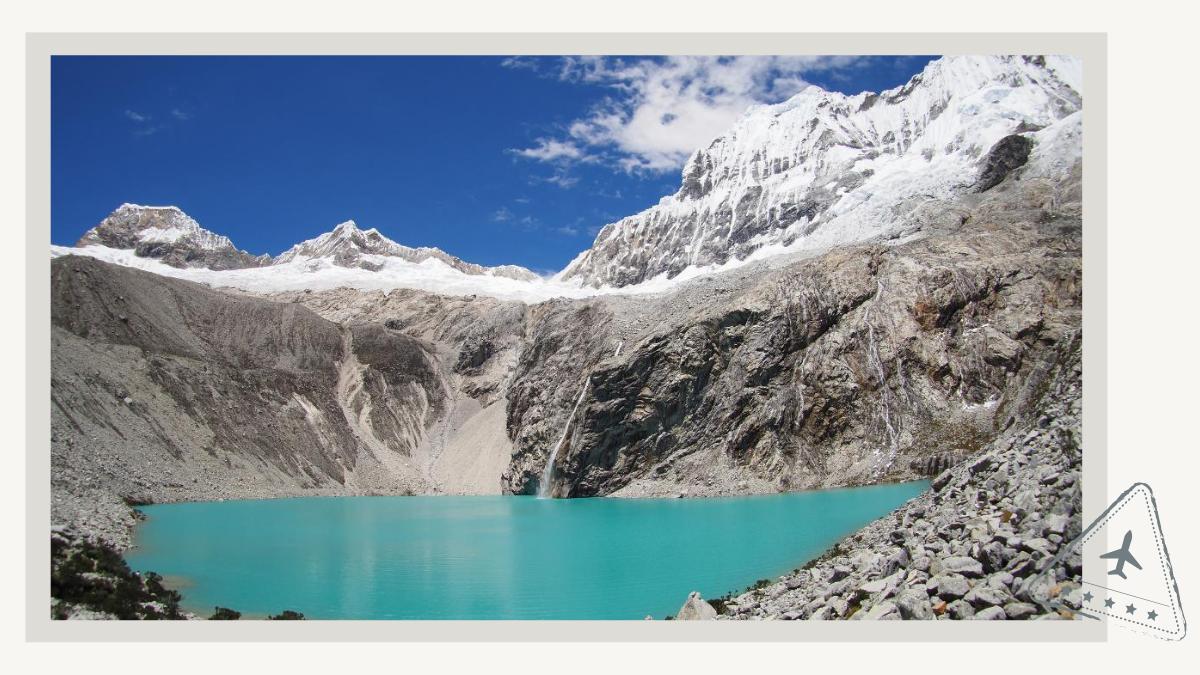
127, 482, 926, 619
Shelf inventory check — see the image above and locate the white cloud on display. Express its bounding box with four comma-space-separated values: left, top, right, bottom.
556, 225, 580, 236
514, 55, 869, 174
512, 138, 587, 162
171, 108, 192, 121
124, 109, 149, 123
540, 171, 579, 189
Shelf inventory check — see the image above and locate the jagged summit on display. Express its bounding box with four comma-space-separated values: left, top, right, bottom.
76, 203, 266, 270
275, 219, 538, 280
560, 54, 1083, 287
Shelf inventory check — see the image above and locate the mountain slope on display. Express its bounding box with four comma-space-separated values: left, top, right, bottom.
560, 55, 1082, 288
50, 255, 451, 545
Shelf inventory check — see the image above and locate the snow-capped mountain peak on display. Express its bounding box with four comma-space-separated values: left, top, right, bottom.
61, 204, 540, 294
78, 203, 232, 251
76, 203, 266, 270
561, 55, 1083, 287
273, 219, 537, 280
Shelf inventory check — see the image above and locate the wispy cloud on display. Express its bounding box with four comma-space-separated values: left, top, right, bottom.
124, 106, 193, 138
506, 55, 871, 174
491, 207, 513, 222
499, 56, 540, 72
556, 225, 581, 236
511, 138, 588, 162
540, 171, 579, 189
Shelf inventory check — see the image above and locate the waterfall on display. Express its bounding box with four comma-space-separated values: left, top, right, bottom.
537, 377, 590, 499
537, 341, 623, 498
862, 279, 899, 475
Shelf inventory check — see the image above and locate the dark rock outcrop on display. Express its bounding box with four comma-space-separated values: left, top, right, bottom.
976, 134, 1035, 192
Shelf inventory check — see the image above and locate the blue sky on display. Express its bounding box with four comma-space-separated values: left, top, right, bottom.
51, 55, 934, 271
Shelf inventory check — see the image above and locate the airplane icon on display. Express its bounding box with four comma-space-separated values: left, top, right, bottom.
1100, 529, 1143, 580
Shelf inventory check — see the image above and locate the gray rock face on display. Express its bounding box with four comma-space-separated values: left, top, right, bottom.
50, 255, 449, 546
76, 204, 267, 270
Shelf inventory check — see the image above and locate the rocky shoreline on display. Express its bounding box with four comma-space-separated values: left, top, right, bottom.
675, 333, 1082, 621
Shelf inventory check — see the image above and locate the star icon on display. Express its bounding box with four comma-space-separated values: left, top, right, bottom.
1147, 610, 1158, 621
1104, 597, 1115, 608
1126, 603, 1137, 615
1082, 591, 1094, 603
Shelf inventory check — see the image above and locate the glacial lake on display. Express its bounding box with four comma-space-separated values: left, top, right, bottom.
127, 482, 927, 620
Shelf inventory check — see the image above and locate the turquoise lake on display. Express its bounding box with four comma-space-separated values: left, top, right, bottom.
127, 482, 927, 620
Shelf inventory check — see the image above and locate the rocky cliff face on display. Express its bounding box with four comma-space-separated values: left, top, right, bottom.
560, 55, 1081, 287
502, 162, 1080, 498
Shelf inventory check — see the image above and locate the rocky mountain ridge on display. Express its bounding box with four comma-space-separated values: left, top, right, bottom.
273, 220, 539, 281
71, 203, 538, 282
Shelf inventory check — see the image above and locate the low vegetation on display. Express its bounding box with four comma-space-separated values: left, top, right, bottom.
51, 530, 184, 620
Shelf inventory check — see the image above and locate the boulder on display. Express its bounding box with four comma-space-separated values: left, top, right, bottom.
973, 606, 1007, 620
929, 574, 971, 599
939, 556, 984, 577
1003, 602, 1039, 620
864, 601, 902, 620
894, 588, 934, 620
675, 591, 717, 620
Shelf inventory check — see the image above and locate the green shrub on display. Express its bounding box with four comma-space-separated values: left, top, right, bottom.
210, 607, 241, 620
50, 534, 184, 620
268, 610, 305, 620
